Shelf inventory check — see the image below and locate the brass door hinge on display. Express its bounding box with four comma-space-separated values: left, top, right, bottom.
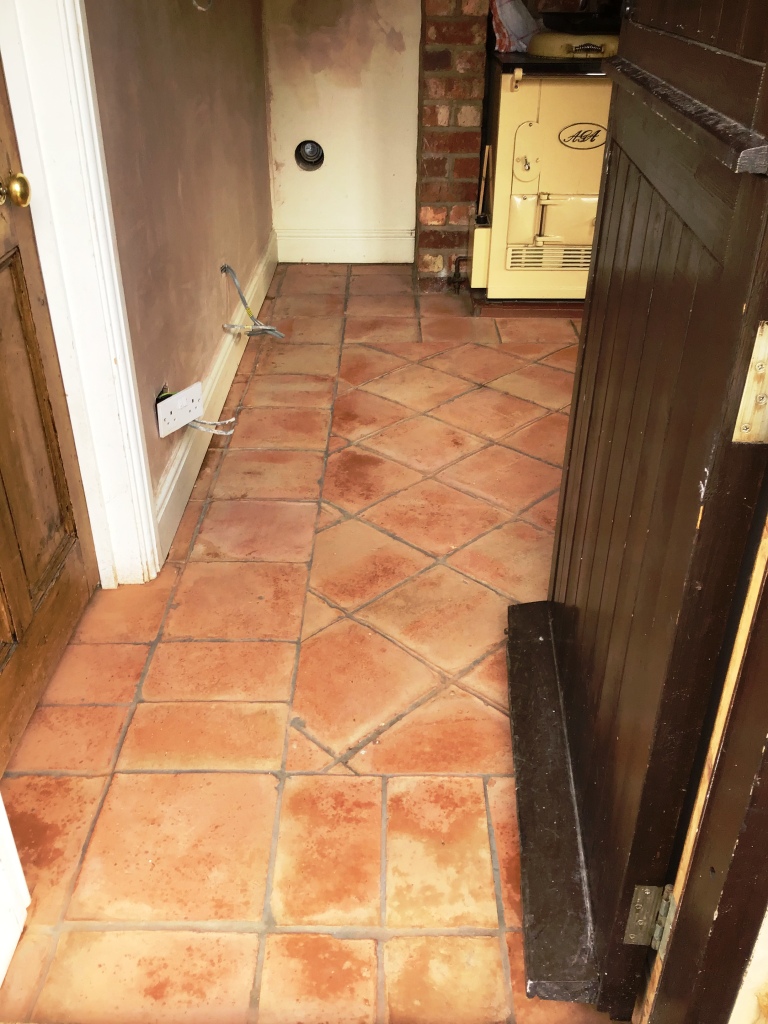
624, 884, 675, 952
733, 322, 768, 442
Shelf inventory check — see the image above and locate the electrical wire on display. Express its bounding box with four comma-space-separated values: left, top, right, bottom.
221, 263, 284, 339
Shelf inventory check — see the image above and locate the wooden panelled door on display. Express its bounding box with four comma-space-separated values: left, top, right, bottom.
550, 2, 768, 1019
0, 62, 96, 771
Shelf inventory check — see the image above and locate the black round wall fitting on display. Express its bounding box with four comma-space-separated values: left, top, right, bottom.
295, 140, 325, 171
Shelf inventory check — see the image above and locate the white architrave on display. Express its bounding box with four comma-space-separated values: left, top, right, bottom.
0, 0, 161, 586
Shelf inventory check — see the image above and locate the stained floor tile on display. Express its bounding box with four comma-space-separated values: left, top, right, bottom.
358, 566, 508, 675
419, 293, 473, 317
332, 390, 410, 441
362, 480, 508, 556
505, 411, 570, 466
522, 490, 561, 532
459, 647, 509, 711
488, 777, 522, 928
259, 935, 376, 1024
420, 316, 499, 347
165, 562, 307, 640
424, 342, 524, 382
230, 408, 330, 450
256, 342, 339, 378
68, 773, 277, 921
339, 345, 409, 388
492, 363, 575, 410
386, 936, 511, 1024
495, 316, 577, 348
271, 775, 381, 926
117, 702, 288, 770
362, 363, 472, 411
440, 446, 561, 514
285, 727, 333, 772
8, 706, 126, 774
292, 619, 439, 754
191, 500, 316, 562
0, 929, 51, 1022
244, 373, 335, 408
73, 565, 178, 644
448, 520, 554, 601
1, 776, 105, 924
362, 415, 485, 473
310, 519, 432, 609
323, 447, 422, 513
433, 388, 545, 440
542, 343, 579, 371
350, 687, 514, 775
273, 315, 344, 345
142, 640, 295, 701
344, 317, 421, 346
346, 294, 417, 318
213, 450, 323, 501
33, 931, 259, 1024
42, 644, 148, 705
273, 294, 345, 318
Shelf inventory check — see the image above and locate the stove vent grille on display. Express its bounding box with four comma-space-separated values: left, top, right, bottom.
506, 245, 592, 271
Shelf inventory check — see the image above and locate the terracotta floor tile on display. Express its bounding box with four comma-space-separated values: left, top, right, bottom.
439, 446, 562, 514
142, 641, 295, 701
386, 776, 497, 927
328, 433, 349, 452
230, 407, 330, 450
318, 501, 346, 530
448, 520, 553, 601
168, 500, 204, 561
272, 295, 346, 318
362, 480, 508, 556
165, 562, 307, 640
350, 687, 513, 775
42, 643, 148, 705
256, 342, 339, 378
492, 364, 575, 411
367, 340, 456, 361
73, 565, 178, 644
271, 775, 381, 926
244, 373, 335, 408
280, 273, 347, 296
284, 263, 348, 279
273, 315, 344, 345
1, 776, 105, 924
347, 295, 417, 318
258, 298, 275, 322
33, 930, 259, 1024
302, 592, 344, 639
523, 490, 561, 532
292, 619, 439, 754
424, 342, 525, 383
542, 343, 579, 371
507, 931, 606, 1022
117, 702, 288, 770
236, 344, 259, 377
68, 773, 277, 921
213, 450, 323, 500
259, 934, 376, 1024
332, 390, 410, 441
432, 388, 545, 440
349, 274, 413, 296
495, 316, 578, 348
0, 929, 51, 1022
419, 293, 473, 317
351, 263, 412, 277
190, 450, 221, 500
285, 727, 333, 771
505, 411, 570, 466
420, 316, 499, 347
362, 415, 485, 473
323, 448, 422, 513
488, 776, 522, 928
344, 317, 421, 345
310, 519, 432, 609
386, 936, 510, 1024
358, 566, 507, 674
338, 345, 409, 388
191, 500, 316, 562
459, 647, 509, 711
362, 363, 472, 412
8, 706, 126, 774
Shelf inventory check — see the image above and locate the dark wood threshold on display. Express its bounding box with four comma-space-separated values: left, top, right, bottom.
506, 601, 599, 1004
471, 290, 584, 319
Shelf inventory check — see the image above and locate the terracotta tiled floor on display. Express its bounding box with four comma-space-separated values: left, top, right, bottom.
0, 265, 605, 1023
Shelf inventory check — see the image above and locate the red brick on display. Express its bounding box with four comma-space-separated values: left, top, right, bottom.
426, 0, 457, 12
419, 275, 455, 293
462, 0, 490, 13
418, 253, 445, 274
456, 103, 483, 127
453, 156, 481, 179
449, 204, 473, 225
454, 50, 486, 74
424, 48, 452, 71
419, 228, 470, 249
445, 77, 486, 100
427, 20, 485, 46
423, 129, 482, 154
420, 180, 478, 203
420, 205, 449, 226
421, 156, 449, 178
422, 104, 451, 127
424, 76, 448, 99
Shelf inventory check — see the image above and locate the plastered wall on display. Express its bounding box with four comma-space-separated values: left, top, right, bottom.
729, 907, 768, 1024
263, 0, 421, 264
84, 0, 274, 489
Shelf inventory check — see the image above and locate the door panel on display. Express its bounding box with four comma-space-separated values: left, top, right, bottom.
548, 5, 768, 1017
0, 61, 96, 768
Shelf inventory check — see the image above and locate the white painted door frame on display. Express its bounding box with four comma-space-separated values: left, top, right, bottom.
0, 0, 161, 587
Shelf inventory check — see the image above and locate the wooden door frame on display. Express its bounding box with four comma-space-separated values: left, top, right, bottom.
0, 0, 161, 587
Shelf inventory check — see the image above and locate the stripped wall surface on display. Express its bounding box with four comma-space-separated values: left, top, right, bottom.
730, 908, 768, 1024
264, 0, 421, 264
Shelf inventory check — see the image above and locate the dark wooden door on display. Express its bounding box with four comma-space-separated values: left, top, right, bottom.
551, 5, 768, 1018
0, 64, 97, 770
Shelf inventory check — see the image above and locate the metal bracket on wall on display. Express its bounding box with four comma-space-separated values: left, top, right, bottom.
733, 322, 768, 443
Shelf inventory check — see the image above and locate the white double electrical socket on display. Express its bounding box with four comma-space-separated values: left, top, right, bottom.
156, 382, 204, 438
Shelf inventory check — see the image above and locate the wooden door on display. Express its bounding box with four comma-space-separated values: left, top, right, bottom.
549, 4, 768, 1019
0, 63, 97, 771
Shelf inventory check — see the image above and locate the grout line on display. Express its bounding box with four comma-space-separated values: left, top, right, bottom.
484, 779, 515, 1020
50, 919, 510, 938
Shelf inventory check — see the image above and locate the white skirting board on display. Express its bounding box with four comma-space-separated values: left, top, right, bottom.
277, 227, 415, 265
0, 794, 30, 986
154, 230, 278, 559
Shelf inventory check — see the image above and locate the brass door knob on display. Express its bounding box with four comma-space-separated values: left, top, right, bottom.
0, 173, 31, 208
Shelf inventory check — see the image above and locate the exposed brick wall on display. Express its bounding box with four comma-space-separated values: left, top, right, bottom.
417, 0, 490, 292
